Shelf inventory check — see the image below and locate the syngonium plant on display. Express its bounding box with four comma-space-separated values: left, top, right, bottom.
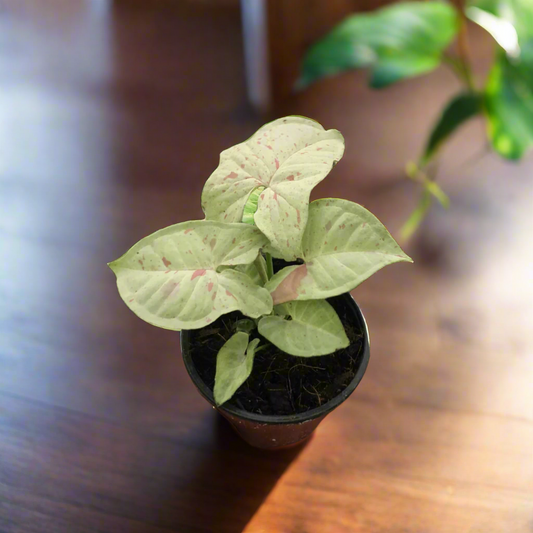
109, 116, 412, 406
300, 0, 533, 238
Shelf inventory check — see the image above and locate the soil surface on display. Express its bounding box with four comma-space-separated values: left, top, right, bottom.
188, 294, 365, 416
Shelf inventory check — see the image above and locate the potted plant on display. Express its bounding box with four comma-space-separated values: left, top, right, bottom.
109, 116, 412, 449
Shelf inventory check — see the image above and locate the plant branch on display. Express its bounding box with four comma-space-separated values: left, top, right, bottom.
452, 0, 476, 91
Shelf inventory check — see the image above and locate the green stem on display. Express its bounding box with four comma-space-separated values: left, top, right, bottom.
265, 252, 274, 280
406, 162, 449, 208
400, 191, 433, 242
254, 255, 269, 285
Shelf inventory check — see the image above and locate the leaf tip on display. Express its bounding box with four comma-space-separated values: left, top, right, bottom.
107, 260, 119, 274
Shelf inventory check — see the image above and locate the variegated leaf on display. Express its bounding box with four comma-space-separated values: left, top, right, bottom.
258, 300, 349, 356
109, 220, 272, 330
265, 199, 412, 304
214, 333, 260, 405
201, 116, 345, 260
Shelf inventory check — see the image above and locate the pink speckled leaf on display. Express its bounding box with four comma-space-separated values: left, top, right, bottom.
201, 116, 345, 260
109, 220, 272, 330
265, 199, 412, 304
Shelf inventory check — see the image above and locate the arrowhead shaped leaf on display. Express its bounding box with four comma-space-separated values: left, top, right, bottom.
258, 300, 349, 357
484, 44, 533, 160
109, 220, 273, 330
201, 116, 344, 260
422, 92, 483, 164
300, 2, 458, 89
265, 199, 412, 305
214, 332, 260, 405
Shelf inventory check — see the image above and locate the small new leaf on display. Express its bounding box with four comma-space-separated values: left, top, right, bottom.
214, 332, 260, 405
265, 199, 412, 304
242, 187, 265, 225
231, 254, 268, 286
258, 300, 349, 357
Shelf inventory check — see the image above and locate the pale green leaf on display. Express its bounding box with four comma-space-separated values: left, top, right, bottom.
109, 220, 272, 330
300, 1, 458, 88
227, 254, 268, 286
258, 300, 349, 357
265, 199, 412, 304
201, 116, 345, 260
214, 332, 260, 405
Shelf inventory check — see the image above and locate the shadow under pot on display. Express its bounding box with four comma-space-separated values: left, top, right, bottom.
180, 293, 370, 450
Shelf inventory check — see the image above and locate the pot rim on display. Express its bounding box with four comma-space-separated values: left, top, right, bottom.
180, 293, 370, 425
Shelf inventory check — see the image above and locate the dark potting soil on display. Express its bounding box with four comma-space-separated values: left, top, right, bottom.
187, 294, 365, 416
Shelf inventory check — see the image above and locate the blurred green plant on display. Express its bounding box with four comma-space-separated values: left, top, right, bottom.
300, 0, 533, 239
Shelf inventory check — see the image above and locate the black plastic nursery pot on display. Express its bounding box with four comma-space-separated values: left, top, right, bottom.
180, 293, 370, 450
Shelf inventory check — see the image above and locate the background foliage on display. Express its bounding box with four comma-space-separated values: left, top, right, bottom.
301, 0, 533, 237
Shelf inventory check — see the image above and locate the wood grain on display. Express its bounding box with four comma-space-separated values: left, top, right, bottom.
0, 1, 531, 532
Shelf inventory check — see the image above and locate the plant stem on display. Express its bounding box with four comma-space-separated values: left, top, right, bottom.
453, 0, 476, 91
402, 1, 476, 240
400, 190, 433, 242
406, 162, 449, 208
254, 255, 269, 285
265, 252, 274, 280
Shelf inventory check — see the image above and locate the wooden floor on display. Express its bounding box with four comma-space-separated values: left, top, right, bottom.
1, 2, 532, 532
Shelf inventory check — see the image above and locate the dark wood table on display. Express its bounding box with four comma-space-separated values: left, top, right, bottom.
1, 2, 531, 532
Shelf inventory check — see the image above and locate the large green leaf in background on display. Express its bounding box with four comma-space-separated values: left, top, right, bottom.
300, 1, 458, 89
265, 199, 412, 305
258, 300, 349, 357
109, 221, 272, 330
214, 332, 260, 406
422, 92, 483, 164
202, 116, 344, 261
468, 1, 533, 159
485, 44, 533, 159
